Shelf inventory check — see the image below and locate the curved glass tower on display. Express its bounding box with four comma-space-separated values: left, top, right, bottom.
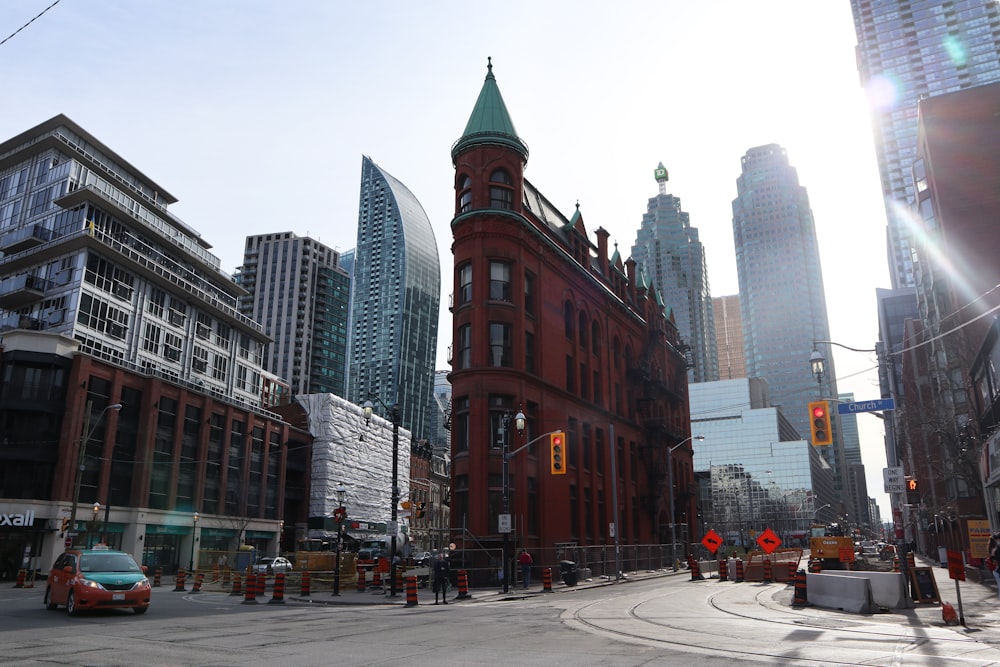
347, 156, 440, 442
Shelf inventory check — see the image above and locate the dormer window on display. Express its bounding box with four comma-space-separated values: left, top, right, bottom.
489, 169, 513, 209
458, 175, 472, 213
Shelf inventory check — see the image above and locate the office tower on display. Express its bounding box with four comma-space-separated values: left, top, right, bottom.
631, 163, 718, 383
432, 370, 451, 451
450, 60, 691, 561
851, 0, 1000, 289
713, 294, 746, 380
732, 144, 847, 507
0, 115, 308, 568
236, 232, 350, 397
347, 156, 440, 443
690, 378, 836, 542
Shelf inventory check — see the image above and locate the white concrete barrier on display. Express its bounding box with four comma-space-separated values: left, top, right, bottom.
806, 573, 875, 614
820, 570, 912, 609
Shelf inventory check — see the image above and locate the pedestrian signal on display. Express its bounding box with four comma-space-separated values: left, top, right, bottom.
550, 431, 566, 475
60, 517, 69, 535
808, 401, 832, 446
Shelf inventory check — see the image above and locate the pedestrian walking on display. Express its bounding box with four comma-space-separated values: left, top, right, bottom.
518, 549, 534, 589
433, 552, 450, 605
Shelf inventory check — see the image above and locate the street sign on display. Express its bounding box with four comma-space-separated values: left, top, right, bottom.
609, 522, 616, 538
884, 466, 905, 494
701, 529, 723, 554
837, 398, 895, 414
498, 513, 511, 534
756, 527, 781, 554
947, 550, 965, 582
64, 537, 72, 548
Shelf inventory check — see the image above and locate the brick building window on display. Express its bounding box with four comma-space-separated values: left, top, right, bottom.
489, 169, 513, 209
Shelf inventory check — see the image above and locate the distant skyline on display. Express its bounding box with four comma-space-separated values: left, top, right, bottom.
1, 1, 891, 513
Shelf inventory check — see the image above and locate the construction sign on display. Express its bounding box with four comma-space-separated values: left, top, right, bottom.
701, 529, 723, 554
756, 527, 781, 554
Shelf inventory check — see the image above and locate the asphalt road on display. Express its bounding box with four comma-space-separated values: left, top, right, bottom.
3, 569, 1000, 666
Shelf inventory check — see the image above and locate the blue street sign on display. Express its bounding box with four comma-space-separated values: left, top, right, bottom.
837, 398, 895, 414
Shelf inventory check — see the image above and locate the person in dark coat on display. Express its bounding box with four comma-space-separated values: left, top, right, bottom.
433, 552, 450, 605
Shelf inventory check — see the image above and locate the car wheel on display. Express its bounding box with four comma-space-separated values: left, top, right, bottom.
134, 606, 148, 615
44, 587, 58, 610
66, 590, 78, 616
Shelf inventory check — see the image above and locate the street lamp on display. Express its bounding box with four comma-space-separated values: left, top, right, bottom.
501, 408, 526, 593
333, 482, 347, 596
189, 512, 199, 571
669, 435, 704, 571
69, 401, 122, 545
363, 397, 401, 597
89, 503, 100, 548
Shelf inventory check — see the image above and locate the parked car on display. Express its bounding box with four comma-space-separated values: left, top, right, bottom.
44, 546, 150, 616
253, 556, 293, 574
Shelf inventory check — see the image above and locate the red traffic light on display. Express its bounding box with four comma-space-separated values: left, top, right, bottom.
812, 405, 827, 418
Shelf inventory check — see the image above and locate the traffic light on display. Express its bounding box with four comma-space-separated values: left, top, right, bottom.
60, 518, 69, 535
550, 431, 566, 475
907, 479, 917, 492
808, 401, 833, 446
906, 478, 919, 504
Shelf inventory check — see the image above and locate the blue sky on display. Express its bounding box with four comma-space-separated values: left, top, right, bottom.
2, 0, 892, 515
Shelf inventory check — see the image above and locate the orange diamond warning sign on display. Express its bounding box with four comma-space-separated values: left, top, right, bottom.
701, 529, 723, 554
756, 527, 781, 554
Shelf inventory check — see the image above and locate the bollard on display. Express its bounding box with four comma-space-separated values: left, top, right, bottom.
542, 567, 553, 592
787, 561, 796, 584
300, 570, 312, 597
243, 574, 258, 604
718, 558, 728, 581
230, 572, 243, 596
792, 569, 809, 606
688, 556, 705, 581
13, 569, 25, 588
191, 571, 204, 593
734, 558, 745, 583
358, 566, 367, 592
173, 569, 187, 592
405, 575, 419, 607
270, 572, 286, 604
455, 569, 471, 600
153, 568, 162, 587
762, 558, 773, 584
256, 571, 266, 597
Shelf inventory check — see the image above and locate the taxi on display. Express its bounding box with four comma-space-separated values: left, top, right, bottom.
44, 546, 151, 615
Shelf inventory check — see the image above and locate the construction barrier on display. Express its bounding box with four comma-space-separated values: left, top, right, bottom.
191, 571, 204, 593
269, 572, 285, 604
762, 559, 773, 584
153, 568, 162, 587
734, 558, 745, 583
222, 568, 231, 587
892, 557, 900, 573
906, 552, 915, 570
792, 569, 809, 606
718, 558, 728, 581
173, 569, 187, 592
243, 574, 258, 604
688, 556, 705, 581
300, 570, 311, 597
455, 569, 471, 599
542, 567, 553, 592
13, 569, 25, 588
230, 573, 242, 596
787, 561, 796, 583
256, 573, 266, 597
405, 575, 419, 607
371, 567, 381, 591
358, 566, 367, 592
810, 558, 822, 573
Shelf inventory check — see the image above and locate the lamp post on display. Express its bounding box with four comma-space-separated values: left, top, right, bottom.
333, 482, 347, 596
669, 435, 704, 571
363, 398, 401, 597
500, 408, 526, 593
69, 401, 122, 545
89, 503, 100, 548
189, 512, 199, 571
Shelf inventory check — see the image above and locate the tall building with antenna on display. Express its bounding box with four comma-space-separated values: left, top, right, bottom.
631, 162, 718, 383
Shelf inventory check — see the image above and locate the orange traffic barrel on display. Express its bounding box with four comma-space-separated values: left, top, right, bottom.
243, 574, 258, 604
269, 572, 286, 604
456, 569, 471, 599
300, 570, 312, 597
405, 575, 419, 607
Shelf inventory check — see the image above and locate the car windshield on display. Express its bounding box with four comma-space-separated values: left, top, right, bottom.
80, 554, 141, 573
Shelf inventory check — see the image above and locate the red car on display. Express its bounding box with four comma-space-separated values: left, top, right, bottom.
44, 547, 151, 615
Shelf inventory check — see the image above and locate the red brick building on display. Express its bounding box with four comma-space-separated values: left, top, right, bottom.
448, 61, 692, 572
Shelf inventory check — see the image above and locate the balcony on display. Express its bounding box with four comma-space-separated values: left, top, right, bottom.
0, 224, 52, 254
0, 273, 51, 309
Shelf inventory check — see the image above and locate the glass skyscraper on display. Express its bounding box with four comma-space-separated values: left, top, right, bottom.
631, 163, 718, 384
732, 144, 846, 507
851, 0, 1000, 289
347, 156, 440, 443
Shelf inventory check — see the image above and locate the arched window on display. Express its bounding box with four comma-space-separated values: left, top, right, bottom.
489, 169, 513, 209
578, 312, 588, 348
591, 321, 601, 356
458, 175, 472, 213
564, 301, 575, 341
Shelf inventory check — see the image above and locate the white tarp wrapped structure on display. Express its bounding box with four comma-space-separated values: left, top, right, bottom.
297, 393, 411, 540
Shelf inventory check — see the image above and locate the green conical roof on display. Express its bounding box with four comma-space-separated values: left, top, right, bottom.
452, 58, 529, 160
